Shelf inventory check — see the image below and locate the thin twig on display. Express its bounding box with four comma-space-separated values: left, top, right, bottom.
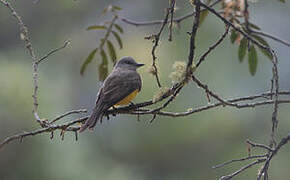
219, 158, 266, 180
146, 4, 175, 88
118, 0, 222, 26
100, 15, 118, 51
213, 154, 267, 169
37, 40, 71, 64
168, 0, 176, 41
244, 0, 250, 32
49, 109, 87, 124
251, 30, 290, 47
192, 75, 239, 107
143, 85, 184, 115
246, 140, 274, 152
196, 25, 229, 68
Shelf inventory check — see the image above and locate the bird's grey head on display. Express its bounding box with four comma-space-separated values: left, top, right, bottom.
114, 56, 144, 70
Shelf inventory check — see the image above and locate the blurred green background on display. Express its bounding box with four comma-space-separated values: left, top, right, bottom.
1, 0, 290, 179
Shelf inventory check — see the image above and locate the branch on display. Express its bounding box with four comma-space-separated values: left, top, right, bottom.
196, 25, 229, 68
213, 154, 267, 169
198, 3, 283, 178
168, 0, 176, 41
49, 109, 87, 124
0, 0, 71, 127
37, 39, 71, 64
108, 91, 290, 116
192, 75, 239, 107
186, 0, 201, 72
213, 134, 290, 180
246, 139, 274, 152
198, 2, 270, 51
257, 133, 290, 180
219, 158, 266, 180
251, 30, 290, 47
270, 51, 279, 147
144, 3, 175, 88
0, 0, 42, 123
0, 116, 88, 149
1, 91, 290, 149
118, 0, 222, 26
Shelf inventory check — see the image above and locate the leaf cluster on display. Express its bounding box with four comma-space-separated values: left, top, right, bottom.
80, 5, 123, 81
198, 0, 275, 76
231, 23, 272, 76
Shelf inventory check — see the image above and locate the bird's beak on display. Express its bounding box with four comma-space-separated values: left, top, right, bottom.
136, 63, 145, 67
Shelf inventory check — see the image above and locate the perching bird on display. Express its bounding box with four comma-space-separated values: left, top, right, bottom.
79, 56, 144, 132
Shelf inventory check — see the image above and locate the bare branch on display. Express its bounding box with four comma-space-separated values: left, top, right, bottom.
37, 39, 71, 64
186, 0, 201, 73
49, 109, 87, 124
168, 0, 176, 41
246, 140, 274, 152
196, 25, 229, 68
270, 51, 279, 148
145, 3, 175, 88
219, 158, 266, 180
0, 117, 88, 149
110, 91, 290, 117
251, 30, 290, 47
213, 154, 267, 169
0, 0, 43, 123
1, 91, 290, 150
257, 133, 290, 180
192, 75, 239, 107
118, 0, 222, 26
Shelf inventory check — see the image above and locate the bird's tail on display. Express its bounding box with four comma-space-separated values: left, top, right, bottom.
79, 103, 105, 133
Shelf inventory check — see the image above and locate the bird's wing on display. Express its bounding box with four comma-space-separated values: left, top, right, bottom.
100, 69, 142, 107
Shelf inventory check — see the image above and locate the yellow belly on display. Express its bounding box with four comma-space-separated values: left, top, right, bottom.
115, 89, 139, 106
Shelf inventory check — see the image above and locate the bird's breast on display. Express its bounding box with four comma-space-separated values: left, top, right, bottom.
114, 89, 139, 106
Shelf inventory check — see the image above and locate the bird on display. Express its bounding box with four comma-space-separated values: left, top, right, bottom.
79, 56, 144, 132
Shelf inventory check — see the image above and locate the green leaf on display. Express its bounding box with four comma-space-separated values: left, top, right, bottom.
252, 35, 270, 47
198, 0, 211, 25
107, 40, 117, 63
238, 38, 247, 62
112, 31, 123, 49
99, 50, 109, 81
248, 45, 258, 76
279, 0, 285, 3
114, 24, 124, 34
248, 23, 261, 30
252, 35, 273, 60
199, 10, 209, 26
112, 5, 122, 11
80, 48, 98, 75
230, 30, 238, 44
259, 48, 273, 60
86, 25, 107, 31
